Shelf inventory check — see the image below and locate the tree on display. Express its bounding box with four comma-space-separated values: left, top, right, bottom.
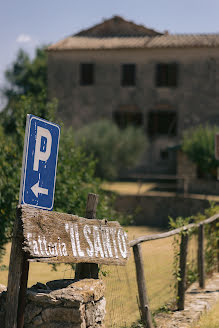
182, 124, 219, 177
0, 48, 133, 260
0, 95, 122, 260
1, 47, 48, 134
3, 47, 47, 101
75, 120, 147, 180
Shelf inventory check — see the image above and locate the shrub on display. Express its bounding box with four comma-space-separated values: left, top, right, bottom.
182, 124, 219, 177
0, 96, 127, 260
169, 203, 219, 294
75, 120, 147, 180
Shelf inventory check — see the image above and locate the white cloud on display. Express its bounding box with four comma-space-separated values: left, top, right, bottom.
16, 34, 32, 43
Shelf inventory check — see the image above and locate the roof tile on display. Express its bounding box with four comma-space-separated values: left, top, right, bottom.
48, 34, 219, 51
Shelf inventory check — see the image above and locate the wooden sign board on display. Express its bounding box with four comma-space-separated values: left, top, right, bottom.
21, 205, 130, 266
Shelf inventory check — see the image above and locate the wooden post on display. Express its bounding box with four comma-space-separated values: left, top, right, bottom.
133, 244, 154, 328
217, 236, 219, 273
5, 207, 26, 328
177, 232, 189, 310
17, 254, 29, 328
198, 224, 205, 288
213, 221, 219, 273
75, 193, 99, 279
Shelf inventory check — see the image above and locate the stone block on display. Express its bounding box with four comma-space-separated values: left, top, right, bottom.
27, 291, 61, 305
31, 314, 43, 326
0, 279, 105, 328
33, 323, 81, 328
41, 306, 83, 323
0, 284, 6, 293
86, 298, 106, 326
68, 279, 105, 303
24, 303, 42, 324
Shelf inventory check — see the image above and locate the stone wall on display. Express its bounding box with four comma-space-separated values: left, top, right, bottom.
48, 47, 219, 174
185, 178, 219, 195
0, 279, 105, 328
177, 150, 197, 179
115, 194, 219, 227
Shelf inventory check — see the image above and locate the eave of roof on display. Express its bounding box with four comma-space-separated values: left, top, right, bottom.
47, 34, 219, 51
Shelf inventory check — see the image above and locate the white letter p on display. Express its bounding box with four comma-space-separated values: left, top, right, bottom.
33, 126, 52, 171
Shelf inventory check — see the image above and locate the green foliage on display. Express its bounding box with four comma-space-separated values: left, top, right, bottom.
193, 204, 219, 275
0, 93, 55, 141
75, 120, 147, 180
187, 260, 198, 285
182, 124, 219, 176
54, 127, 114, 220
0, 95, 125, 261
169, 216, 191, 230
169, 204, 219, 298
3, 47, 47, 102
0, 265, 8, 271
0, 95, 56, 258
0, 126, 20, 256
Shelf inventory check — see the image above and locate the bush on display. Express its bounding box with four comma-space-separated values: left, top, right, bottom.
182, 124, 219, 177
75, 120, 147, 180
169, 203, 219, 293
0, 96, 126, 260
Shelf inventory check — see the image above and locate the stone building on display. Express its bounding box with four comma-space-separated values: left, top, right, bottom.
47, 16, 219, 175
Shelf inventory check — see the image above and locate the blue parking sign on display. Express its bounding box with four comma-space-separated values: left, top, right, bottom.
19, 115, 60, 210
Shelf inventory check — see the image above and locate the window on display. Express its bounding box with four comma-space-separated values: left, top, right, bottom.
147, 111, 177, 137
80, 63, 94, 85
113, 106, 142, 128
160, 149, 169, 160
155, 63, 178, 87
121, 64, 136, 86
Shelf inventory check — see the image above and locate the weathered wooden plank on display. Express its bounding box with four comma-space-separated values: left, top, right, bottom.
21, 205, 130, 266
75, 193, 99, 279
130, 214, 219, 247
177, 233, 189, 310
130, 223, 197, 246
198, 224, 205, 288
133, 244, 154, 328
5, 207, 25, 328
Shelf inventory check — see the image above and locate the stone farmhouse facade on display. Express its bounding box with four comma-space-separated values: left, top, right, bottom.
47, 16, 219, 175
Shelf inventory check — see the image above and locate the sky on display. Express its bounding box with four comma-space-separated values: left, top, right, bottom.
1, 0, 219, 108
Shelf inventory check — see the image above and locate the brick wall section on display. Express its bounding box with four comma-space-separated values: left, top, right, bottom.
0, 279, 105, 328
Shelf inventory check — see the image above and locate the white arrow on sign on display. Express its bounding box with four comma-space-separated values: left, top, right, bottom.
31, 181, 48, 198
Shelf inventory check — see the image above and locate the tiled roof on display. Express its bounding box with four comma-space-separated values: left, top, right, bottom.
74, 16, 163, 37
48, 34, 219, 51
48, 15, 219, 52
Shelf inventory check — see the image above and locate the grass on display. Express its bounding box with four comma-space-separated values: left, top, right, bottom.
0, 243, 75, 287
101, 226, 176, 327
0, 226, 196, 328
191, 301, 219, 328
101, 182, 156, 195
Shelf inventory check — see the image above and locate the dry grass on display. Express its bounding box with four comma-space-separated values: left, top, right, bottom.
102, 226, 175, 327
101, 182, 155, 195
0, 244, 75, 287
0, 226, 190, 327
191, 301, 219, 328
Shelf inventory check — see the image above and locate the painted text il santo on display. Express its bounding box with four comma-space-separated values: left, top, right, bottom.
26, 223, 128, 259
